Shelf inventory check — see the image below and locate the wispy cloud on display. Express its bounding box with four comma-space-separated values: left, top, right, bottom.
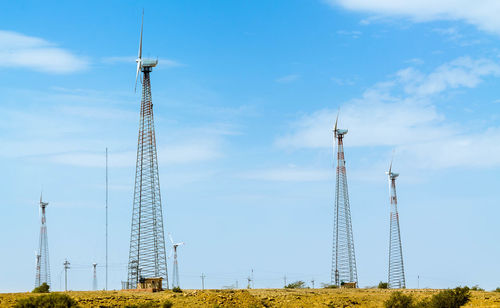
0, 87, 227, 168
336, 30, 362, 38
0, 30, 88, 73
397, 57, 500, 96
241, 166, 331, 182
276, 57, 500, 169
331, 77, 356, 86
102, 56, 182, 68
327, 0, 500, 36
275, 74, 300, 83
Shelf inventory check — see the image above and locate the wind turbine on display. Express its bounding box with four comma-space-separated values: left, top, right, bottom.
168, 233, 184, 288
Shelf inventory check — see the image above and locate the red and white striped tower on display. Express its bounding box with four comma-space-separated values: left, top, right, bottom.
387, 159, 406, 288
331, 114, 358, 287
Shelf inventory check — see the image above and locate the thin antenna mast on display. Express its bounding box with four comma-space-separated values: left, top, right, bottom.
105, 148, 108, 290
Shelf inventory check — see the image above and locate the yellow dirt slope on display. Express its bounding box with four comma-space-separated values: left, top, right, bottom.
1, 288, 499, 307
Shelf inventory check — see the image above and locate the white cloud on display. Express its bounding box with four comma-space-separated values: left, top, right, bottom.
276, 57, 500, 169
0, 87, 225, 168
102, 56, 182, 68
336, 30, 362, 38
241, 166, 332, 182
397, 57, 500, 96
0, 30, 88, 73
276, 74, 300, 83
48, 140, 221, 168
328, 0, 500, 35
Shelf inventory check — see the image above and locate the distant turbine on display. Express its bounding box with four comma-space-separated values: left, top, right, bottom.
386, 157, 406, 289
35, 194, 51, 288
168, 233, 185, 289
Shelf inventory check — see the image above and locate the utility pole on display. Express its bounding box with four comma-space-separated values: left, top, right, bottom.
105, 148, 108, 291
311, 278, 315, 289
93, 263, 98, 290
283, 275, 287, 288
235, 280, 238, 289
417, 275, 420, 289
251, 269, 254, 289
201, 273, 205, 290
63, 260, 70, 291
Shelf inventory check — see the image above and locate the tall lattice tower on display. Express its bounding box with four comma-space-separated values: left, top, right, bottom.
386, 160, 406, 288
35, 195, 51, 288
331, 115, 358, 287
127, 12, 168, 289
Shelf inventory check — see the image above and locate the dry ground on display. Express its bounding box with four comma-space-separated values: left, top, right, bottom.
1, 288, 500, 307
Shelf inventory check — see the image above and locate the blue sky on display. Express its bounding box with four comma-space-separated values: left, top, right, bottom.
1, 0, 500, 292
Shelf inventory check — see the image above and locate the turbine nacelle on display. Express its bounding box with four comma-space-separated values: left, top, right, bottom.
141, 58, 158, 68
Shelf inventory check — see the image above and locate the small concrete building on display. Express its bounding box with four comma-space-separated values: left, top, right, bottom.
137, 277, 163, 292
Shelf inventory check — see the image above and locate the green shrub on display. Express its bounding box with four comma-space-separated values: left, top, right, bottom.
162, 300, 174, 308
172, 286, 182, 293
32, 282, 50, 293
378, 281, 389, 289
470, 285, 484, 291
384, 291, 415, 308
14, 293, 79, 307
494, 287, 500, 292
285, 280, 306, 289
321, 283, 338, 289
427, 287, 470, 308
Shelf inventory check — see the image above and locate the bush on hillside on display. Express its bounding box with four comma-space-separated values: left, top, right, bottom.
285, 281, 306, 289
321, 283, 338, 289
172, 286, 182, 293
32, 282, 50, 293
384, 291, 415, 308
378, 281, 389, 289
14, 293, 79, 308
426, 286, 470, 308
162, 300, 174, 308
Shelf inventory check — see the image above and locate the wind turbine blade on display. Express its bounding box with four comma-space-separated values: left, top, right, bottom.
139, 10, 143, 59
389, 149, 394, 174
334, 109, 339, 138
135, 62, 141, 92
168, 233, 174, 244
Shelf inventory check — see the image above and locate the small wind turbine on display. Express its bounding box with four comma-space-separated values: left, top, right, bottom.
168, 233, 184, 288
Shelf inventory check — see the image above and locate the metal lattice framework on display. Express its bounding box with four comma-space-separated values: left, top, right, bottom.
127, 64, 168, 289
387, 165, 406, 289
172, 246, 180, 288
93, 263, 98, 290
35, 196, 51, 288
331, 121, 358, 287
